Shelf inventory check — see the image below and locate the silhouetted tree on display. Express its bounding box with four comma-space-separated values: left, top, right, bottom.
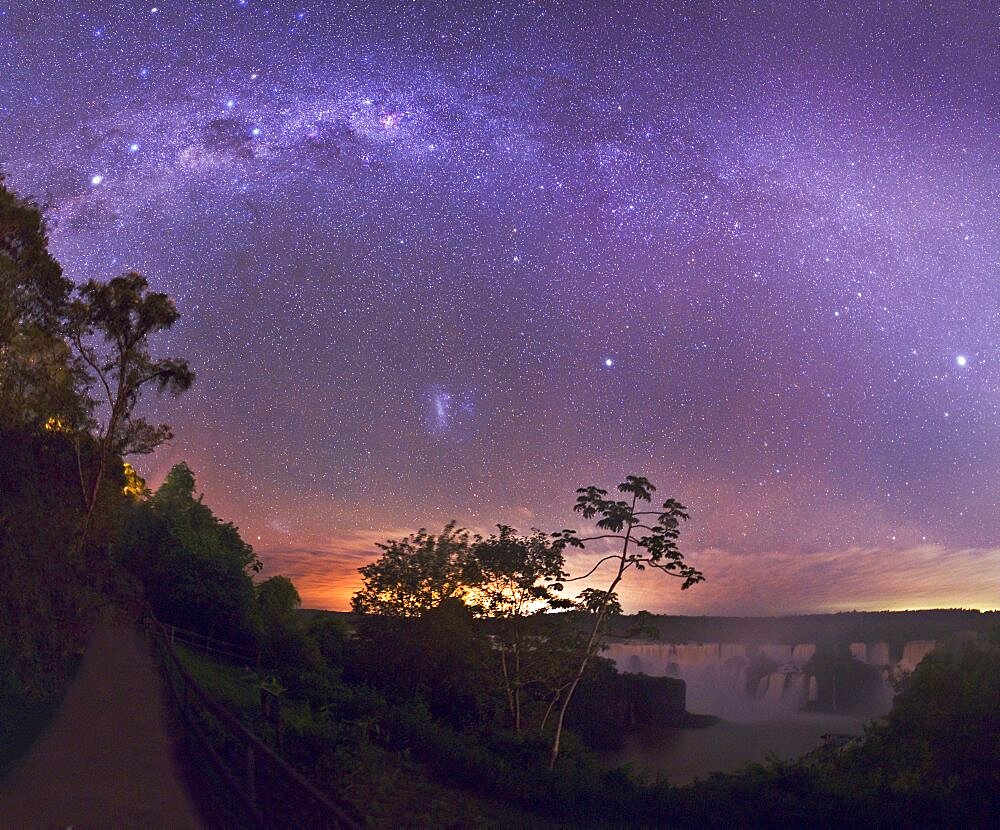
119, 462, 260, 644
67, 272, 194, 545
351, 522, 475, 616
0, 180, 88, 429
350, 597, 501, 732
546, 475, 703, 768
469, 526, 571, 733
257, 575, 324, 681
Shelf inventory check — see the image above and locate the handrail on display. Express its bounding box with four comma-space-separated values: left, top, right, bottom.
145, 613, 361, 829
161, 622, 258, 664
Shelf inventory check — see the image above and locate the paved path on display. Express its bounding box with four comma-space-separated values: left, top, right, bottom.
0, 623, 203, 828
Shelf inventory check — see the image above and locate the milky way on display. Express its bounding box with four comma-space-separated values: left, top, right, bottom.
2, 1, 998, 612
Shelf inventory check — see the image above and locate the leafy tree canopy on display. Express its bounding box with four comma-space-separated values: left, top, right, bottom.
119, 462, 260, 643
0, 180, 87, 429
68, 272, 194, 459
351, 522, 476, 617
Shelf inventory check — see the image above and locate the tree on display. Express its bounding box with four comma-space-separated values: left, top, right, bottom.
546, 475, 703, 768
257, 575, 324, 681
469, 526, 571, 733
351, 522, 475, 616
350, 524, 511, 730
119, 462, 260, 644
258, 575, 302, 622
67, 272, 194, 544
350, 597, 501, 732
0, 180, 88, 429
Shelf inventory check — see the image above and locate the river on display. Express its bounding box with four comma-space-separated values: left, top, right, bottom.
600, 711, 872, 785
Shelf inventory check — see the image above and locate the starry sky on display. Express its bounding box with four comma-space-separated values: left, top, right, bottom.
2, 1, 998, 614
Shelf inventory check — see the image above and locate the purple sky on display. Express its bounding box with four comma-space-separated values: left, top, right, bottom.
2, 1, 998, 612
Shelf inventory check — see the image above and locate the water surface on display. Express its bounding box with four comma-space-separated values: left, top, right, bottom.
602, 712, 870, 785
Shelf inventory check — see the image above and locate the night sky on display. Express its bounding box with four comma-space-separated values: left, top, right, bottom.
3, 1, 998, 613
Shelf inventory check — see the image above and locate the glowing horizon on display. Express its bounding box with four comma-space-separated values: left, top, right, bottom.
254, 533, 1000, 617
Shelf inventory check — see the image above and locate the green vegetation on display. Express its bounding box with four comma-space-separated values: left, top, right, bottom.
66, 271, 193, 548
169, 616, 1000, 827
161, 503, 1000, 826
117, 462, 260, 646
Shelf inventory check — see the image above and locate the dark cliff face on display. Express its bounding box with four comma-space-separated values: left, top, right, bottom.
565, 658, 709, 750
804, 645, 885, 713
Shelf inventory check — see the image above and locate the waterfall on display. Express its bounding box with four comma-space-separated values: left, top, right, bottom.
791, 644, 816, 666
899, 640, 935, 672
607, 638, 936, 717
756, 672, 788, 706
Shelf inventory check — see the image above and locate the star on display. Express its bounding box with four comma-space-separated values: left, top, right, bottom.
90, 174, 103, 186
955, 355, 968, 367
604, 358, 614, 367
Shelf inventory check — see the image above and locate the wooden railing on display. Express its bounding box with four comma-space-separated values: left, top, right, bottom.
146, 615, 360, 829
161, 622, 258, 665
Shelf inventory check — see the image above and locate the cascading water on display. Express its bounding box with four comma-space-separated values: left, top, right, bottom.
606, 639, 935, 717
899, 640, 935, 672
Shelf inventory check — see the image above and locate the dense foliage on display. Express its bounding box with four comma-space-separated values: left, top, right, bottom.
0, 427, 128, 696
117, 463, 261, 646
350, 476, 704, 767
175, 607, 1000, 828
0, 179, 85, 431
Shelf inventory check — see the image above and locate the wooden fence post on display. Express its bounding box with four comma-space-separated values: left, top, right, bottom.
245, 745, 256, 804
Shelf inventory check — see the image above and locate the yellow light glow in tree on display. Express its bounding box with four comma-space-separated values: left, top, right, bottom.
122, 462, 147, 499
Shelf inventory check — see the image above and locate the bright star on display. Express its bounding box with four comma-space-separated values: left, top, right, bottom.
956, 355, 967, 367
252, 127, 261, 136
129, 143, 140, 152
604, 358, 614, 367
90, 174, 103, 186
226, 99, 235, 109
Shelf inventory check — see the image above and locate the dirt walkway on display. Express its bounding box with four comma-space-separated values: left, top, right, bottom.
0, 623, 203, 828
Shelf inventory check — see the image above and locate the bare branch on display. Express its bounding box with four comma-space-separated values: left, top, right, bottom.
561, 554, 622, 582
72, 331, 115, 411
